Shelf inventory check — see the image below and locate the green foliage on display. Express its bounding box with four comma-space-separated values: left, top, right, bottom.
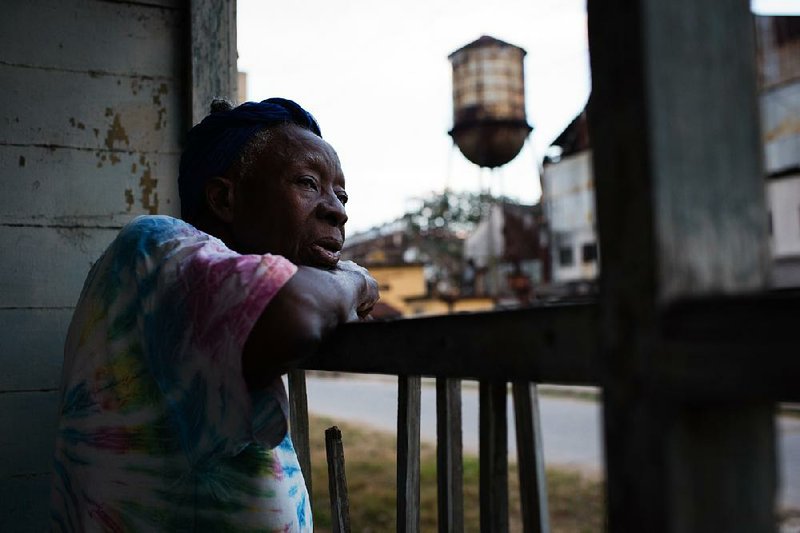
399, 190, 508, 289
401, 190, 505, 238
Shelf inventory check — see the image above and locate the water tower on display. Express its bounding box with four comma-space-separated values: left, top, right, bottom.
448, 35, 532, 168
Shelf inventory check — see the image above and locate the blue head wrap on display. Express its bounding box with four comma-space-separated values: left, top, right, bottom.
178, 97, 322, 219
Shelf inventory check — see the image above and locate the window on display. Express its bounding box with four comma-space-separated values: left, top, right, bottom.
559, 246, 574, 266
773, 17, 800, 46
582, 242, 598, 263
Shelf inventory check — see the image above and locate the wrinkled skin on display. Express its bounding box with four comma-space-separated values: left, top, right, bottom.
202, 124, 379, 386
230, 126, 350, 269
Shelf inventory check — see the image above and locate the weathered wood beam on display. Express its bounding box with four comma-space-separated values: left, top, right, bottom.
288, 369, 312, 496
587, 0, 778, 530
189, 0, 237, 126
325, 426, 351, 533
436, 378, 464, 533
513, 382, 550, 533
302, 296, 800, 398
479, 381, 508, 533
656, 291, 800, 400
304, 304, 600, 384
397, 376, 421, 533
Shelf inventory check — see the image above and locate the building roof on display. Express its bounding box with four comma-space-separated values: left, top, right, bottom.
547, 105, 591, 161
448, 35, 527, 59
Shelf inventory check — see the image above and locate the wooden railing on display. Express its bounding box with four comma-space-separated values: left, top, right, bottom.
287, 293, 799, 532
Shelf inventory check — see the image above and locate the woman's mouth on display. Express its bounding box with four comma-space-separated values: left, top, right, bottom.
307, 239, 342, 268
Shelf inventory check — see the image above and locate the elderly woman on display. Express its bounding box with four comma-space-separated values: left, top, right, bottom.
50, 98, 379, 531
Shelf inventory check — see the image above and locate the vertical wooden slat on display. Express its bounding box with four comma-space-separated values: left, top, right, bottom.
436, 377, 464, 533
288, 369, 312, 495
397, 375, 421, 533
189, 0, 238, 125
479, 381, 508, 533
587, 0, 777, 531
325, 426, 351, 533
512, 382, 550, 533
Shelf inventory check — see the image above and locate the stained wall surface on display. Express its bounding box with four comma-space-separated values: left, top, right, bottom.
0, 0, 185, 528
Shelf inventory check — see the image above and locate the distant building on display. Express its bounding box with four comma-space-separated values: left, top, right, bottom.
462, 201, 550, 302
757, 16, 800, 287
541, 15, 800, 291
344, 198, 547, 313
540, 109, 597, 294
343, 222, 494, 316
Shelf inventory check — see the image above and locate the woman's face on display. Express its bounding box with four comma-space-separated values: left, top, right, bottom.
230, 125, 349, 269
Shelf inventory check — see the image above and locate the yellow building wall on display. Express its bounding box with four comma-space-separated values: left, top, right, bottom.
367, 264, 496, 317
453, 298, 495, 313
366, 264, 427, 315
405, 297, 494, 317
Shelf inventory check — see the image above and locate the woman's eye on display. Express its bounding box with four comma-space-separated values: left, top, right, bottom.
297, 176, 318, 190
337, 192, 349, 205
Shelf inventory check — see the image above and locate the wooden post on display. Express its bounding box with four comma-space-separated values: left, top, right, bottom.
512, 382, 550, 533
397, 375, 421, 533
189, 0, 238, 125
436, 377, 464, 533
587, 0, 777, 531
288, 369, 312, 496
325, 426, 351, 533
479, 381, 508, 533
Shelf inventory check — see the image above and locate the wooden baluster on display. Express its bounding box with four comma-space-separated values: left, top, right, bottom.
288, 369, 312, 495
479, 380, 508, 533
325, 426, 351, 533
436, 377, 464, 533
512, 382, 550, 533
397, 375, 421, 533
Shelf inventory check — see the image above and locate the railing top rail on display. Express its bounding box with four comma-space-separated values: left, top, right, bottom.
303, 302, 600, 385
301, 291, 800, 401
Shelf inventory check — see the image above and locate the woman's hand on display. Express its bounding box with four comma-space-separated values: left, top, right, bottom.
334, 260, 379, 320
242, 261, 379, 388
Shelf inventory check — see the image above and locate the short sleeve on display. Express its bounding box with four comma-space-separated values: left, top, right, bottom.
135, 219, 297, 461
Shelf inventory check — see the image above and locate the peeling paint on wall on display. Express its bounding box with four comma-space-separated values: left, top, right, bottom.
153, 83, 168, 131
104, 114, 130, 151
68, 117, 86, 130
138, 154, 159, 214
124, 188, 135, 212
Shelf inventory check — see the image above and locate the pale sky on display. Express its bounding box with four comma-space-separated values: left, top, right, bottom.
238, 0, 797, 234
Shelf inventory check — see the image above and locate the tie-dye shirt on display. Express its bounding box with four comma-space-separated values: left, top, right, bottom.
50, 215, 312, 532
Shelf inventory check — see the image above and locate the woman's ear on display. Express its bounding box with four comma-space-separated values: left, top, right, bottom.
205, 176, 236, 223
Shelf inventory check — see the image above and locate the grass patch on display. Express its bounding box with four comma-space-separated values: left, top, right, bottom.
306, 414, 604, 532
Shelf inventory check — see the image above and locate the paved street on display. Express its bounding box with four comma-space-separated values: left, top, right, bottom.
303, 374, 800, 510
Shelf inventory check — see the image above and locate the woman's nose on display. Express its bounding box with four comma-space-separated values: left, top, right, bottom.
317, 194, 348, 227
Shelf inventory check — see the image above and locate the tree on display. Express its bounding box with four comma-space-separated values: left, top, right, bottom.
401, 190, 507, 293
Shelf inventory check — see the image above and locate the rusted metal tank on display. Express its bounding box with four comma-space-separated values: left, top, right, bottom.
448, 35, 532, 168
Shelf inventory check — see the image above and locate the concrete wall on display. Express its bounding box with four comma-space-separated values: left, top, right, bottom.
0, 0, 185, 528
